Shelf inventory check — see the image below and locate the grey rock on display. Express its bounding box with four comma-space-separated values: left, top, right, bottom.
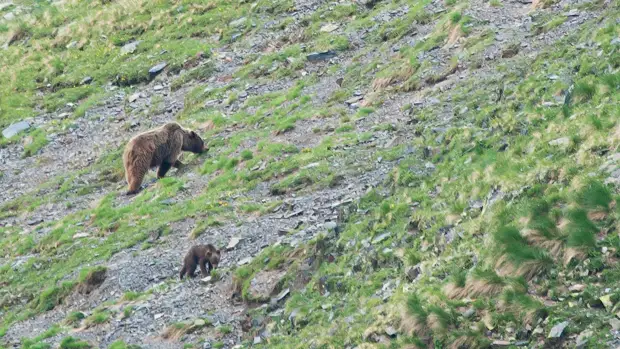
549, 137, 570, 148
149, 62, 167, 77
274, 288, 290, 302
153, 85, 164, 91
307, 50, 337, 62
548, 321, 569, 338
345, 96, 364, 105
324, 221, 338, 232
81, 76, 93, 85
289, 309, 299, 327
462, 307, 475, 318
248, 270, 286, 300
320, 23, 339, 33
405, 265, 420, 282
576, 330, 592, 348
3, 121, 30, 139
27, 218, 43, 226
0, 2, 13, 11
610, 318, 620, 331
227, 237, 242, 251
229, 17, 247, 28
253, 336, 262, 344
55, 112, 71, 119
121, 41, 140, 55
237, 257, 252, 266
129, 93, 141, 103
372, 232, 391, 244
385, 326, 397, 337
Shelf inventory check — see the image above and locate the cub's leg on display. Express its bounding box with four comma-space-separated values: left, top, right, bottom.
199, 258, 210, 277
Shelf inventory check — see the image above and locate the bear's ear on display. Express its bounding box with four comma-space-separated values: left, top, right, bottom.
205, 250, 212, 258
216, 249, 221, 254
190, 131, 197, 138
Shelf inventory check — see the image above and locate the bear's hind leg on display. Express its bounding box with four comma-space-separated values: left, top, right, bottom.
187, 263, 197, 278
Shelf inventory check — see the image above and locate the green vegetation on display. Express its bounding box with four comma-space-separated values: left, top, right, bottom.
64, 312, 85, 328
58, 337, 91, 349
20, 325, 60, 349
0, 0, 618, 348
109, 341, 141, 349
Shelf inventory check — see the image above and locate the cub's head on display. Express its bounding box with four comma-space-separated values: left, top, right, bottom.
182, 130, 206, 154
206, 248, 221, 269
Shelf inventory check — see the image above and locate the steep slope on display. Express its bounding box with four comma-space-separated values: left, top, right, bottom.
0, 0, 618, 348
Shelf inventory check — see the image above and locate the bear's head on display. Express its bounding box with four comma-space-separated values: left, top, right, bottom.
183, 130, 206, 154
206, 248, 221, 270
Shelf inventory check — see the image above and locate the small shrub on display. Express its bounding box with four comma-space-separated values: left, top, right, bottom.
59, 337, 91, 349
218, 325, 233, 334
32, 282, 75, 312
109, 341, 142, 349
64, 311, 86, 328
572, 81, 596, 102
85, 309, 110, 327
240, 150, 253, 160
450, 11, 462, 24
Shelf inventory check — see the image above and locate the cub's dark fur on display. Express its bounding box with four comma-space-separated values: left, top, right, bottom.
180, 244, 221, 279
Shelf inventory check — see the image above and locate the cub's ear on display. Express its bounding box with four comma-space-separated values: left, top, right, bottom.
216, 249, 221, 254
190, 131, 197, 138
205, 250, 212, 258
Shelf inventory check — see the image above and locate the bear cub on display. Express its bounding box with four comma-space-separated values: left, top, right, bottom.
123, 122, 206, 195
180, 244, 221, 279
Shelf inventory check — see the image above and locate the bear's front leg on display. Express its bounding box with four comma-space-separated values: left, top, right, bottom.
157, 161, 173, 179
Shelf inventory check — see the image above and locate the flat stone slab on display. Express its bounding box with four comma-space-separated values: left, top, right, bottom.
2, 121, 30, 139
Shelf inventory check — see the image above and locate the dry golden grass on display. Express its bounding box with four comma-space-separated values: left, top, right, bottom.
462, 277, 504, 297
522, 228, 564, 259
427, 313, 446, 333
398, 307, 428, 337
162, 323, 190, 340
449, 335, 483, 349
446, 26, 462, 46
587, 210, 608, 221
563, 247, 587, 266
495, 255, 547, 280
443, 282, 468, 299
372, 77, 394, 91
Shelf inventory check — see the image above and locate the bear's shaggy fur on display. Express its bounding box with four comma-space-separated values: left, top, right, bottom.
122, 122, 205, 195
179, 244, 221, 279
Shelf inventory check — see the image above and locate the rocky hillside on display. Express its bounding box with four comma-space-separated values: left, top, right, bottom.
0, 0, 618, 348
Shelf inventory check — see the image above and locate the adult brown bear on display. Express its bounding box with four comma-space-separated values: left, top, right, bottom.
122, 122, 205, 195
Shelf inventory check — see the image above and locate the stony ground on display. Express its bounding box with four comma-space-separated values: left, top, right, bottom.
1, 0, 619, 348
